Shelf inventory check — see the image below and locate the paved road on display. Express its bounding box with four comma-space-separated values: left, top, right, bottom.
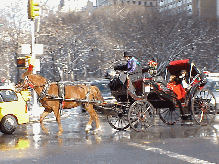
0, 107, 219, 164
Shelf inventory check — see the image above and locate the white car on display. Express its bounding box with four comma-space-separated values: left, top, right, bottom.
204, 79, 219, 110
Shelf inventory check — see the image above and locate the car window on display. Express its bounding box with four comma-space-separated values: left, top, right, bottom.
91, 82, 111, 93
205, 81, 219, 92
0, 90, 18, 102
0, 95, 3, 103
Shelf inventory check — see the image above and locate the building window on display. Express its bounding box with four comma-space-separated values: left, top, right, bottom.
150, 2, 153, 6
138, 1, 141, 5
144, 1, 147, 6
127, 1, 129, 4
133, 1, 135, 4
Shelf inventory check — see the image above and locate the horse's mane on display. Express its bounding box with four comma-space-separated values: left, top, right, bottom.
28, 74, 47, 86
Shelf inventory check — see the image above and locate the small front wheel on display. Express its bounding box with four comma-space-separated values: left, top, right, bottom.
107, 106, 130, 130
159, 99, 182, 125
191, 88, 217, 125
128, 100, 155, 132
0, 115, 17, 134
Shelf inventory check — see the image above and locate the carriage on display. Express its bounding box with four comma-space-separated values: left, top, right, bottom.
15, 60, 217, 135
106, 59, 217, 132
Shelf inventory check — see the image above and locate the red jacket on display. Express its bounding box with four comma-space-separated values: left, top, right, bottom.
167, 82, 186, 100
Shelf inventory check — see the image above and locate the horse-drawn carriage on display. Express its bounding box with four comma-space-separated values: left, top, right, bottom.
106, 59, 217, 132
15, 59, 217, 135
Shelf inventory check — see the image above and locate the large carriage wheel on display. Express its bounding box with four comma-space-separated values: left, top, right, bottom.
107, 106, 130, 130
128, 100, 155, 132
191, 88, 217, 126
159, 99, 182, 125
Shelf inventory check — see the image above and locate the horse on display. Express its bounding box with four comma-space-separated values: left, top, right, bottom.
16, 65, 104, 136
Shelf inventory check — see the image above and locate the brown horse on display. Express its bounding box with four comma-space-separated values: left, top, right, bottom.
16, 65, 104, 136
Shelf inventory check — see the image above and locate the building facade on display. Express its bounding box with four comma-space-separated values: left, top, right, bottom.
59, 0, 219, 19
96, 0, 159, 8
159, 0, 219, 19
59, 0, 88, 12
159, 0, 192, 14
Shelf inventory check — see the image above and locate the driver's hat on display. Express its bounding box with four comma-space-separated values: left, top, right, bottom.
124, 52, 132, 57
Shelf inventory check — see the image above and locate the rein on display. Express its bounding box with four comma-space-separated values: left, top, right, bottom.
23, 76, 51, 100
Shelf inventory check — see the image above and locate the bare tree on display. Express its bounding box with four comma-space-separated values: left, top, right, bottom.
1, 3, 218, 82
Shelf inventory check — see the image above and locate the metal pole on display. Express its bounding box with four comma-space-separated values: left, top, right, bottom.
31, 19, 40, 117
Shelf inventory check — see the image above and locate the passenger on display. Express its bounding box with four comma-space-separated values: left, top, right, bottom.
167, 75, 186, 101
180, 70, 189, 89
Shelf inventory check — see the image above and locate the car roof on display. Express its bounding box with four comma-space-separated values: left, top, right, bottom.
0, 85, 15, 90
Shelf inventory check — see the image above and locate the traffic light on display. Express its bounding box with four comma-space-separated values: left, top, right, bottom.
17, 58, 26, 67
28, 0, 40, 19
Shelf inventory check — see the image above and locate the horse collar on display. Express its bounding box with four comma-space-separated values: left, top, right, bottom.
25, 76, 34, 88
38, 79, 51, 100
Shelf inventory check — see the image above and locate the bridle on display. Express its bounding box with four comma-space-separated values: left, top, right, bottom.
18, 76, 51, 100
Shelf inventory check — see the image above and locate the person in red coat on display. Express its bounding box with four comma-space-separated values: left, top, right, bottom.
167, 75, 186, 101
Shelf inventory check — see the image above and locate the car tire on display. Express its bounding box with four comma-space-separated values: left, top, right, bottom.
0, 115, 17, 134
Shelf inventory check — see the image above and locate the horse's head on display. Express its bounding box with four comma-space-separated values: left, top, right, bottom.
15, 64, 34, 92
16, 64, 48, 94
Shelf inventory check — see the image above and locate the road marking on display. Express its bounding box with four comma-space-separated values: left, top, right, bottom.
128, 142, 215, 164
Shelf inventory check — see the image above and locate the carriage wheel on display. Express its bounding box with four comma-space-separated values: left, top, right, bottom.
128, 100, 155, 132
159, 99, 182, 125
107, 107, 130, 130
191, 88, 217, 126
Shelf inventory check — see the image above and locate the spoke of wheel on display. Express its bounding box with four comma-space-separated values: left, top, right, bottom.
119, 119, 123, 127
174, 108, 180, 119
112, 116, 119, 126
131, 117, 139, 125
130, 111, 138, 124
199, 110, 204, 122
160, 108, 169, 115
172, 110, 177, 122
142, 105, 151, 114
121, 117, 128, 127
163, 109, 171, 121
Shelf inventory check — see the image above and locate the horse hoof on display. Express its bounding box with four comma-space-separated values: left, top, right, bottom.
57, 131, 63, 136
94, 126, 102, 133
85, 125, 92, 132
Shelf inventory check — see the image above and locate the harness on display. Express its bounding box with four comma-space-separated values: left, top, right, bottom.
23, 76, 51, 100
22, 76, 94, 103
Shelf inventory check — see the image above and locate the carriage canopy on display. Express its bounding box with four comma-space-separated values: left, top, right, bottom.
166, 59, 201, 78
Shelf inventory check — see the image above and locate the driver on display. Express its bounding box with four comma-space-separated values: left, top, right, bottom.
123, 52, 142, 93
114, 52, 142, 93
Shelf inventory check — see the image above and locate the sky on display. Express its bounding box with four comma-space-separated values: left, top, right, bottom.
0, 0, 96, 10
0, 0, 96, 28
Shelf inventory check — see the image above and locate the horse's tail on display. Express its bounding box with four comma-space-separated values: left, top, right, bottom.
90, 86, 104, 104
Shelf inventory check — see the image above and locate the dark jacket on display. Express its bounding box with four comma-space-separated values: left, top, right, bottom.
127, 57, 142, 81
114, 57, 142, 82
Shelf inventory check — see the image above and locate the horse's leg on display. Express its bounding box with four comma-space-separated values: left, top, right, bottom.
53, 105, 63, 136
40, 109, 52, 134
84, 103, 100, 132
